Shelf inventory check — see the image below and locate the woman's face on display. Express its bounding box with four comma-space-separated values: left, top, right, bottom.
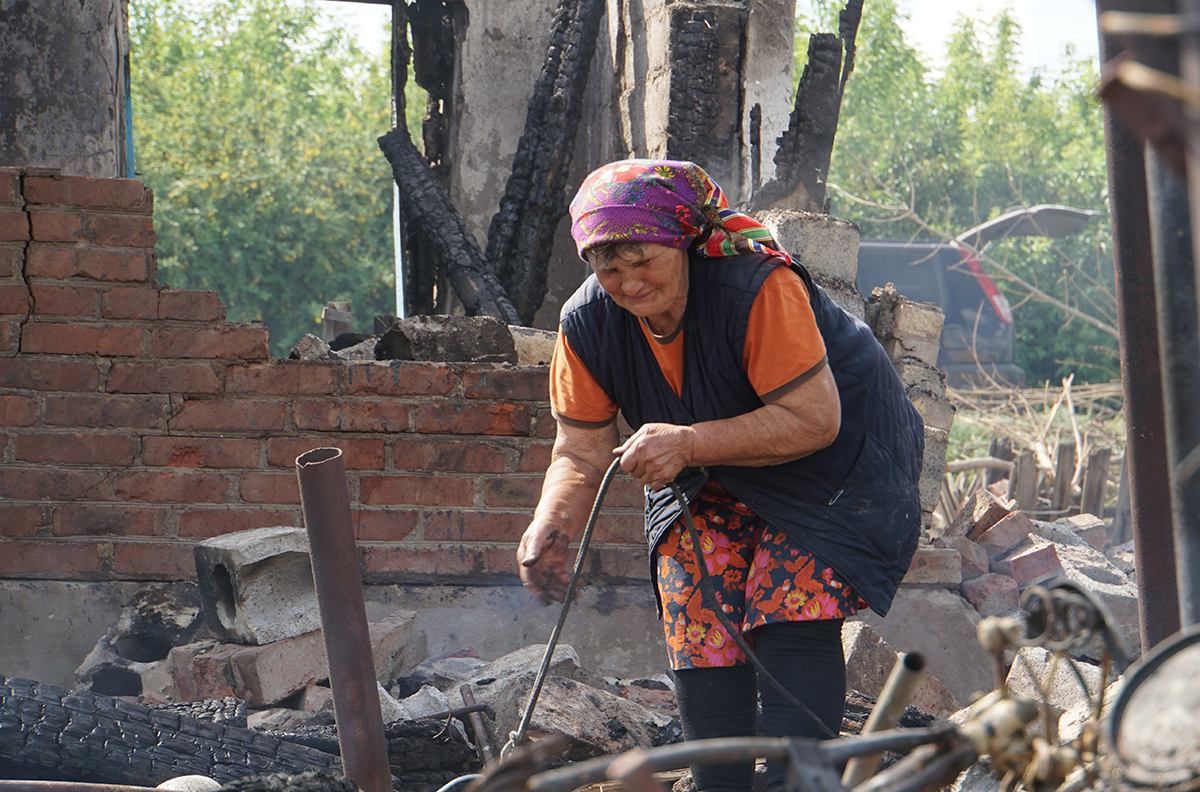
588, 243, 688, 323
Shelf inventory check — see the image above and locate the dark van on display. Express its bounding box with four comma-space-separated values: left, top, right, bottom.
854, 205, 1097, 388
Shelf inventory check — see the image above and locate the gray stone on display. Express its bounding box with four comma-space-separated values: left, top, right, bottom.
856, 588, 994, 704
470, 643, 601, 689
473, 673, 677, 761
289, 334, 335, 361
156, 776, 221, 792
1106, 540, 1136, 576
841, 621, 959, 717
1005, 646, 1104, 713
194, 526, 320, 646
247, 707, 322, 732
508, 325, 557, 366
369, 610, 427, 684
377, 315, 517, 363
1058, 678, 1123, 742
1028, 519, 1087, 548
333, 337, 378, 361
948, 760, 1003, 792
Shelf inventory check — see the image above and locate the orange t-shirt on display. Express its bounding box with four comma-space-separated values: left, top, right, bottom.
550, 266, 828, 426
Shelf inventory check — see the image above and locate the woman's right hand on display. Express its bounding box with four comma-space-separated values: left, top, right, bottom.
517, 519, 572, 604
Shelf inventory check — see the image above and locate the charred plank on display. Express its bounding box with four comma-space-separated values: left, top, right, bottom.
0, 676, 340, 785
483, 0, 607, 324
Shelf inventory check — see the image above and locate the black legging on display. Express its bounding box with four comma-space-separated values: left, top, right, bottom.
671, 619, 846, 792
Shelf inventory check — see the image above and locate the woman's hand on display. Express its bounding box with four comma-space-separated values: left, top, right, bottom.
517, 519, 572, 603
614, 422, 696, 490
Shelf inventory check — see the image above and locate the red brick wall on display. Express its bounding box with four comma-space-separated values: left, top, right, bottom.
0, 169, 646, 584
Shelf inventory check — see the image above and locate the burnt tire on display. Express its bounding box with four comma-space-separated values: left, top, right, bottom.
0, 676, 341, 786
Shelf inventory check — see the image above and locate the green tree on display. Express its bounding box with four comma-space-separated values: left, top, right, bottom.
130, 0, 400, 355
795, 1, 1115, 383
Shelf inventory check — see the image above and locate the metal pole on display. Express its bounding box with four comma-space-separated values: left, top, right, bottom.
296, 447, 393, 792
841, 652, 926, 787
1177, 0, 1200, 628
1145, 145, 1200, 628
1096, 0, 1181, 648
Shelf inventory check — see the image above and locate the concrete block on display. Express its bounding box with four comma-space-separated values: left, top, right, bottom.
919, 427, 949, 514
975, 511, 1035, 558
891, 300, 945, 344
901, 547, 962, 586
856, 588, 993, 704
884, 335, 940, 367
841, 621, 959, 717
229, 628, 327, 707
908, 387, 955, 432
935, 534, 989, 580
194, 526, 320, 646
892, 356, 946, 394
757, 210, 860, 284
369, 610, 427, 684
961, 573, 1019, 617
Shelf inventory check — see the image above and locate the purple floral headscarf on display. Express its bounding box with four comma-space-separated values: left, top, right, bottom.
568, 159, 792, 264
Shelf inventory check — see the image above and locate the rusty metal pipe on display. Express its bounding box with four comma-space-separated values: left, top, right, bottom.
0, 785, 155, 792
841, 652, 926, 787
459, 684, 497, 766
1096, 0, 1181, 649
296, 447, 392, 792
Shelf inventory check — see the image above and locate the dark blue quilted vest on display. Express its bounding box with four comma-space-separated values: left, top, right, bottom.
559, 252, 924, 615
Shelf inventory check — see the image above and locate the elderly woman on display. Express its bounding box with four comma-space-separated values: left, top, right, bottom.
517, 160, 924, 791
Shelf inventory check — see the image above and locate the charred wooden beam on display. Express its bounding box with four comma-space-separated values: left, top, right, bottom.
483, 0, 607, 325
379, 128, 520, 324
383, 0, 515, 322
409, 0, 460, 174
664, 4, 749, 194
753, 0, 861, 212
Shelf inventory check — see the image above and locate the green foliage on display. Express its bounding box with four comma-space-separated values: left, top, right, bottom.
795, 1, 1115, 383
130, 0, 403, 354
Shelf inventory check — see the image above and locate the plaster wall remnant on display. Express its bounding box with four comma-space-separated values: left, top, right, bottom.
0, 0, 129, 177
444, 0, 806, 327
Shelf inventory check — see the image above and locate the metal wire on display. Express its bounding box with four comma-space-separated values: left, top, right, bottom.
504, 457, 623, 756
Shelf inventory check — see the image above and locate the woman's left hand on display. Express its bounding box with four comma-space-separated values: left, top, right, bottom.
614, 423, 696, 490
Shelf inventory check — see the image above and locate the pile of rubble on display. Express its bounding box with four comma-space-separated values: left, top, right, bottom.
54, 493, 1138, 790
289, 315, 557, 366
933, 487, 1139, 655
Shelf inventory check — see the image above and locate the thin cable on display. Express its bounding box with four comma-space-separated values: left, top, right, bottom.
669, 482, 837, 739
505, 457, 624, 755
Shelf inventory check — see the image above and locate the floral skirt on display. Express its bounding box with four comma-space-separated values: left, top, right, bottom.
655, 480, 861, 670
